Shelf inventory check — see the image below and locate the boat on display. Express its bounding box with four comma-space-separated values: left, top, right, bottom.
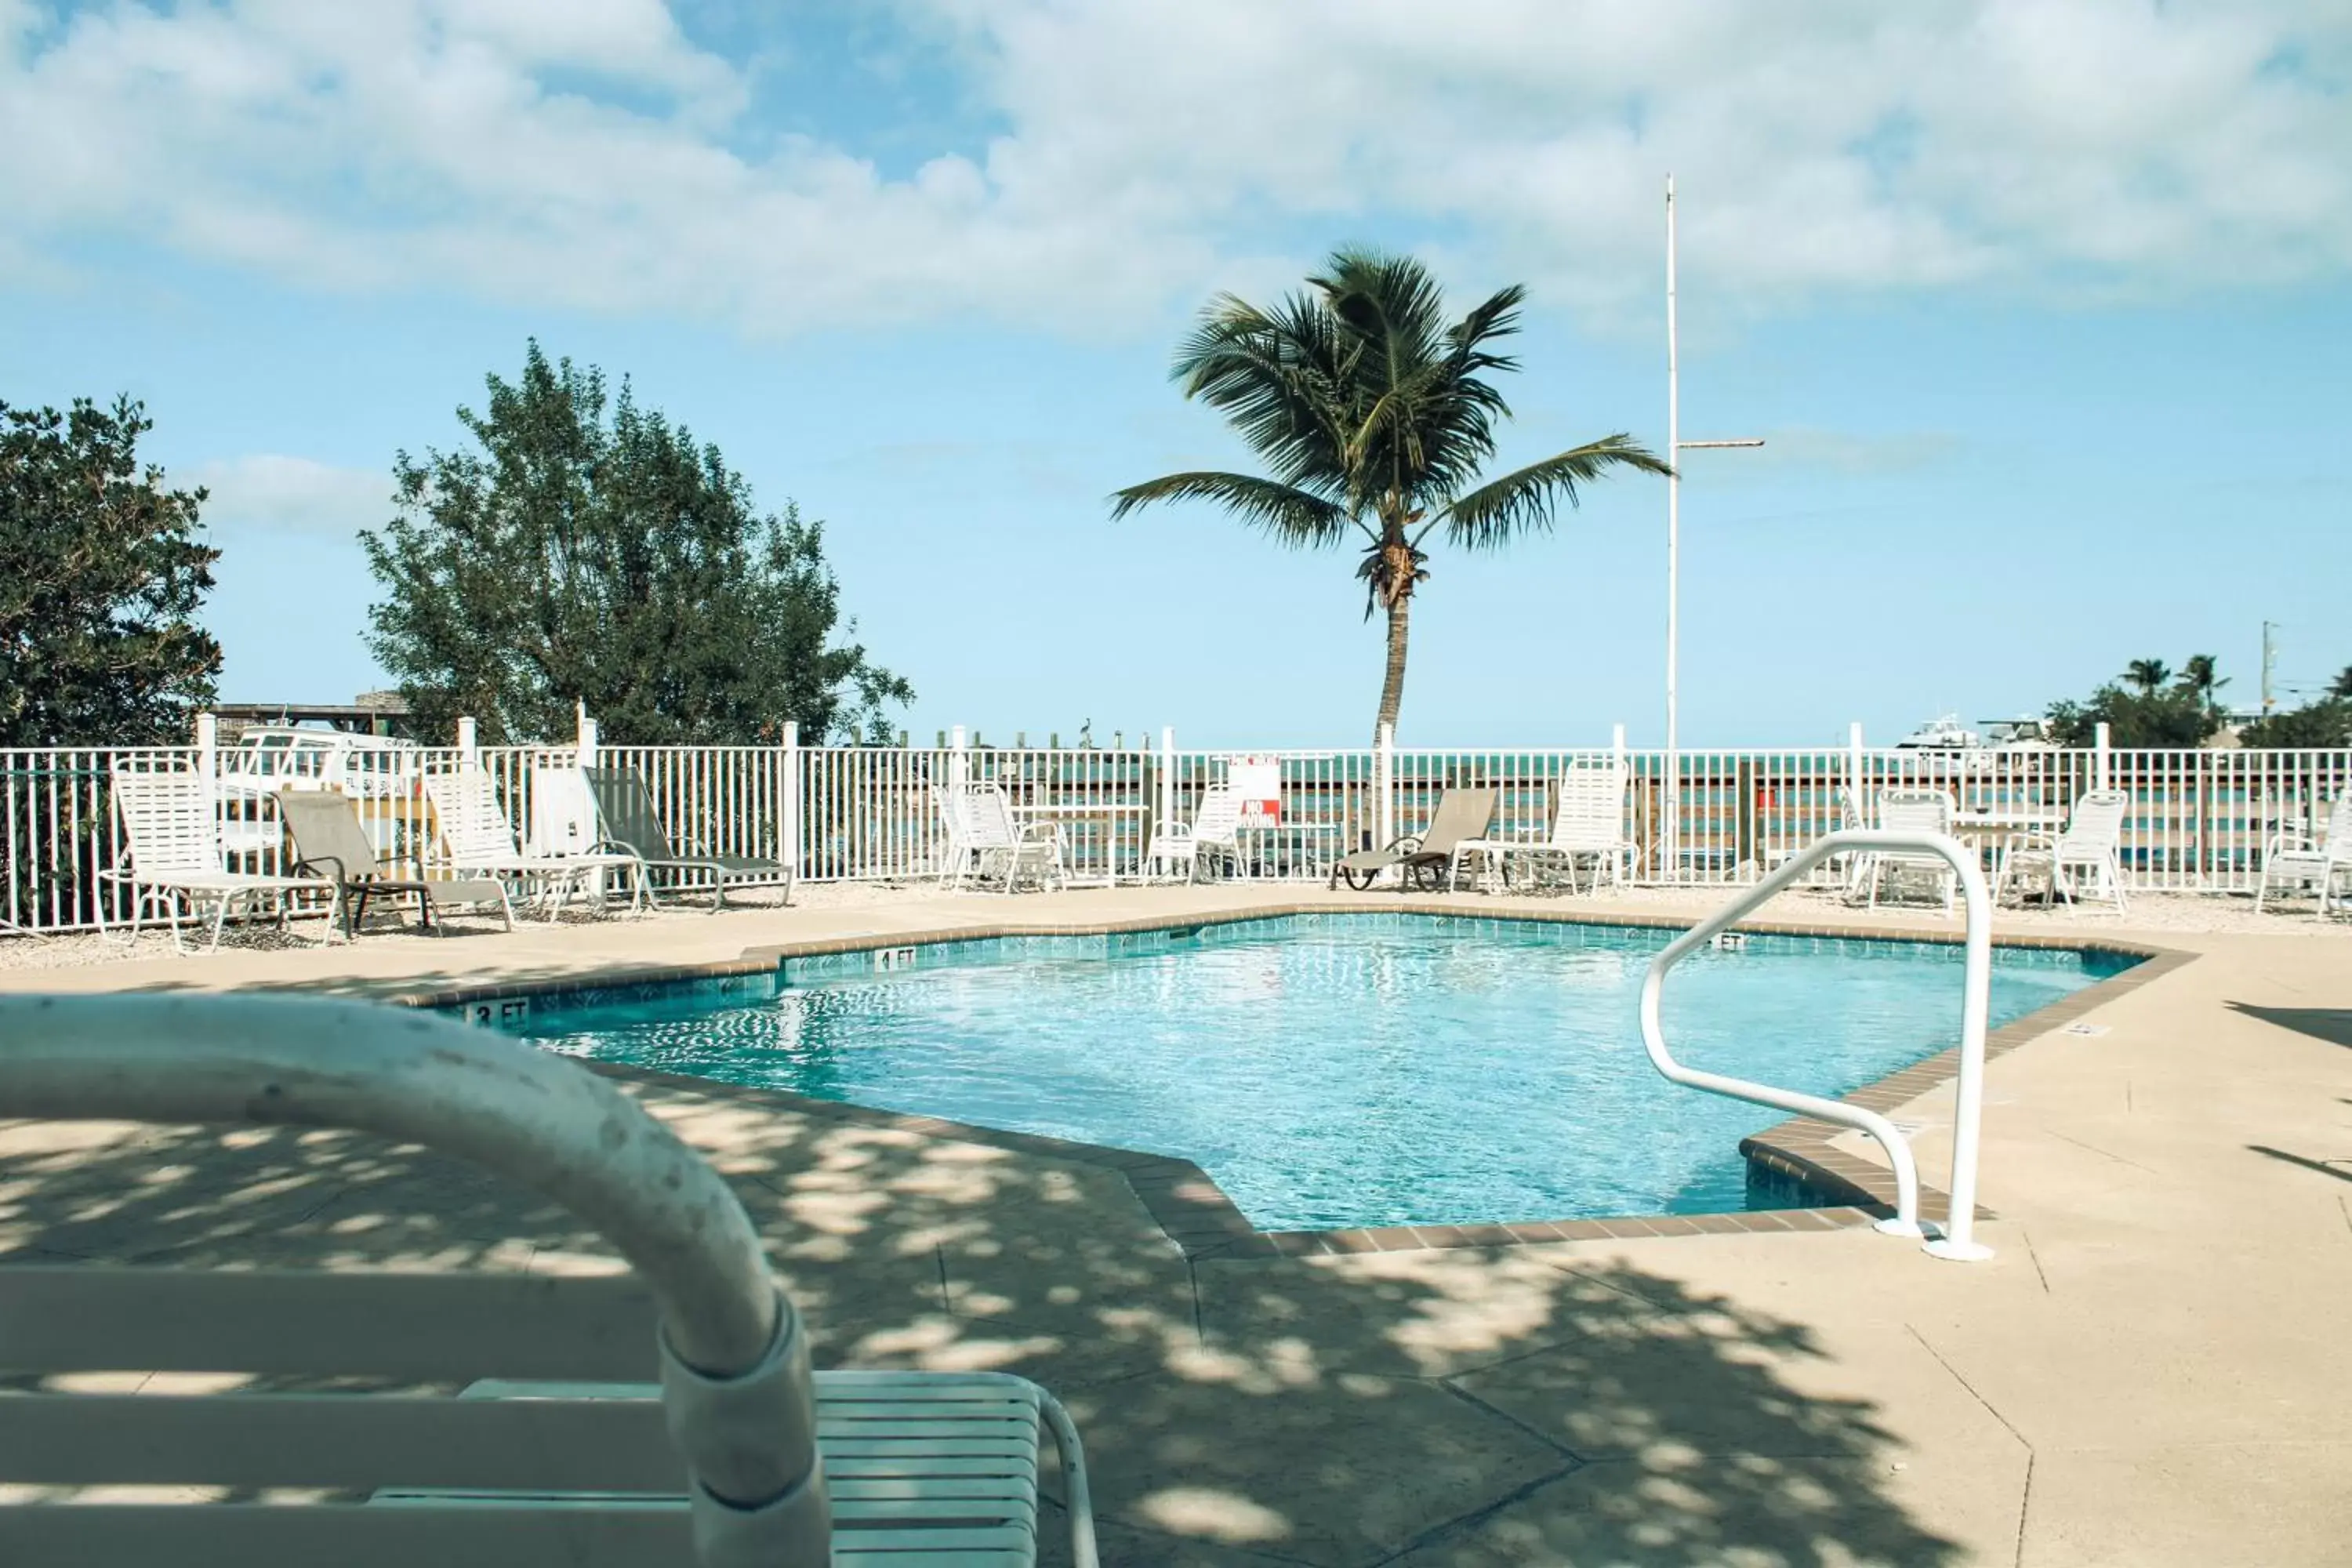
1978, 717, 2059, 750
1895, 715, 1981, 752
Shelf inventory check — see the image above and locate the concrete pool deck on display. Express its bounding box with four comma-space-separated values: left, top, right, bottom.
2, 884, 2348, 1564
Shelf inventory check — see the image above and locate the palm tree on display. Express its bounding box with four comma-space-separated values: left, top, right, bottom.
2124, 658, 2172, 695
2178, 653, 2227, 709
1110, 249, 1671, 739
2331, 664, 2352, 701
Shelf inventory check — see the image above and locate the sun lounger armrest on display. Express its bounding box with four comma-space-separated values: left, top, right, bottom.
2261, 831, 2317, 859
2002, 829, 2057, 858
1388, 834, 1424, 855
292, 853, 357, 884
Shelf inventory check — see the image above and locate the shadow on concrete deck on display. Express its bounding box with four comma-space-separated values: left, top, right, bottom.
2228, 1002, 2352, 1051
1, 1057, 1967, 1566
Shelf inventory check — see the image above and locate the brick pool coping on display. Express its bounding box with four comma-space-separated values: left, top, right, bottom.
386, 901, 2194, 1259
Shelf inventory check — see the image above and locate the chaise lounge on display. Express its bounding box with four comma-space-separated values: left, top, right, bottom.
1330, 787, 1497, 891
278, 786, 514, 937
0, 993, 1096, 1567
582, 766, 794, 913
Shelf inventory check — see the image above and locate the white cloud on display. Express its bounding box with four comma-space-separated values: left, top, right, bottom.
183, 454, 390, 537
1, 1, 2347, 335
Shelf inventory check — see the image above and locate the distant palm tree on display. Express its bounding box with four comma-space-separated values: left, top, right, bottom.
2332, 664, 2352, 700
2178, 653, 2227, 708
1110, 248, 1671, 739
2124, 658, 2172, 694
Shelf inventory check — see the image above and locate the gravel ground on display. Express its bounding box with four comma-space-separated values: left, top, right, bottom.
3, 878, 2343, 973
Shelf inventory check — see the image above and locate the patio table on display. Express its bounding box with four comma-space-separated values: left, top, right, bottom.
1949, 809, 2068, 884
1010, 802, 1146, 887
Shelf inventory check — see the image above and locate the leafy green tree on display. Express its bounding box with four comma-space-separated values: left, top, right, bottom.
2238, 699, 2352, 748
1110, 249, 1669, 738
0, 396, 220, 746
2047, 655, 2224, 747
2330, 665, 2352, 700
362, 344, 910, 746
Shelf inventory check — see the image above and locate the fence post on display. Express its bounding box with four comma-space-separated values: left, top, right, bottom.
1159, 727, 1176, 833
1735, 756, 1758, 876
575, 702, 598, 768
780, 720, 800, 884
1375, 723, 1395, 850
2094, 722, 2112, 792
949, 725, 969, 792
1847, 722, 1864, 818
456, 716, 478, 759
194, 712, 220, 851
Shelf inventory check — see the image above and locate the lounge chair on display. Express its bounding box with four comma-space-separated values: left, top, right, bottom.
0, 992, 1096, 1568
278, 786, 513, 937
1996, 788, 2131, 913
96, 764, 339, 952
423, 768, 644, 921
2255, 792, 2352, 916
1857, 788, 1958, 913
1456, 764, 1629, 895
582, 767, 793, 913
1142, 784, 1246, 883
1331, 787, 1497, 891
938, 782, 1065, 892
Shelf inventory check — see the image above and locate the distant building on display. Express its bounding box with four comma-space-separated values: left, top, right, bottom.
209, 691, 412, 742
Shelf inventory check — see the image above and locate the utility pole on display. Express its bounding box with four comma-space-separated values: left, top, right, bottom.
1662, 174, 1764, 882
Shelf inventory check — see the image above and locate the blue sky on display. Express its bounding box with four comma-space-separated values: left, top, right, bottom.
4, 1, 2348, 747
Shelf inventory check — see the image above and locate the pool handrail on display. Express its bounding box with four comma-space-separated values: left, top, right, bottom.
1637, 829, 1995, 1262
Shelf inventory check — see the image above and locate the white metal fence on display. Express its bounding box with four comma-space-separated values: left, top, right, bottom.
5, 720, 2350, 935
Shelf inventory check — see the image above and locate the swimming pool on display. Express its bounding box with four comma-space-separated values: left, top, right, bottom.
507, 915, 2125, 1232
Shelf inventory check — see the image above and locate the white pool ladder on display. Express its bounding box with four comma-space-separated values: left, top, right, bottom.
1638, 830, 1995, 1262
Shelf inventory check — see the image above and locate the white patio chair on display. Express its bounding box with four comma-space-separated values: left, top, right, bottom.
1996, 788, 2132, 913
1142, 785, 1245, 883
1831, 786, 1871, 897
97, 764, 339, 953
937, 782, 1065, 892
2255, 792, 2352, 916
1454, 764, 1630, 895
1858, 788, 1958, 913
0, 993, 1096, 1568
424, 768, 644, 922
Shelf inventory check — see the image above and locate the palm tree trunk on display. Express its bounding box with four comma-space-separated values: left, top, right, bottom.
1374, 592, 1410, 741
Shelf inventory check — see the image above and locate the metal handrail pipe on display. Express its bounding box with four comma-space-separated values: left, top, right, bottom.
0, 992, 831, 1554
1638, 829, 1995, 1261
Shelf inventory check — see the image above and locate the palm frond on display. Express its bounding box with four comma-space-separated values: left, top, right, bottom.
1436, 435, 1673, 550
1109, 471, 1359, 547
1314, 249, 1452, 374
1171, 293, 1357, 495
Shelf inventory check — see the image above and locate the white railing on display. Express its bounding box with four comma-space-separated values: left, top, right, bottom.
1639, 829, 1994, 1261
5, 724, 2349, 934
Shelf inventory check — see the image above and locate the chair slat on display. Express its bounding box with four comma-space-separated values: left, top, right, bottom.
0, 1501, 690, 1568
0, 1267, 659, 1380
0, 1393, 683, 1491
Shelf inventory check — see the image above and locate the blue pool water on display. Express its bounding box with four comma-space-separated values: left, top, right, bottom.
513, 916, 2122, 1231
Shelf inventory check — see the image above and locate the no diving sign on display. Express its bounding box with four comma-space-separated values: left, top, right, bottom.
1230, 756, 1281, 825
